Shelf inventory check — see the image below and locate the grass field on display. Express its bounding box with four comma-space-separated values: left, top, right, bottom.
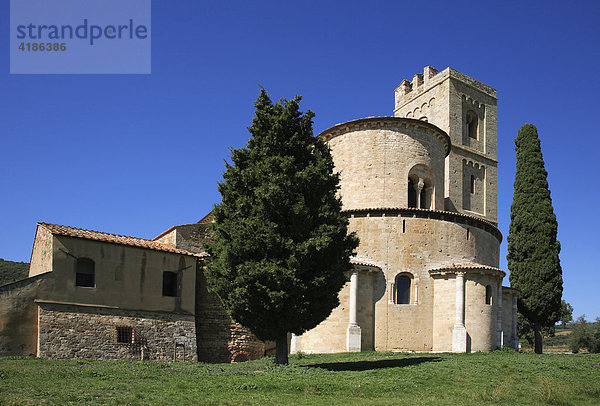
1, 351, 599, 405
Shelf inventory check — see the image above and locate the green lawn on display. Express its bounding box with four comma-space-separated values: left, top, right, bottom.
1, 351, 599, 405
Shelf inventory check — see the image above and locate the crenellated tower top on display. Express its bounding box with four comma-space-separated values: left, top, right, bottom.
393, 66, 498, 224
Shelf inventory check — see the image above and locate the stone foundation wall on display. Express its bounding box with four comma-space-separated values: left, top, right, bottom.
37, 303, 197, 362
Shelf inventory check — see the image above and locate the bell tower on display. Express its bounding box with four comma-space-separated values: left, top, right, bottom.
393, 67, 498, 224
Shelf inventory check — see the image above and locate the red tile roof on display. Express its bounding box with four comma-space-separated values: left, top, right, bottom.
39, 223, 208, 258
198, 211, 213, 224
350, 258, 382, 269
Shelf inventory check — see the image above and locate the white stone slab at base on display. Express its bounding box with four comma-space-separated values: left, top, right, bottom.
346, 324, 361, 352
290, 333, 301, 354
452, 324, 467, 353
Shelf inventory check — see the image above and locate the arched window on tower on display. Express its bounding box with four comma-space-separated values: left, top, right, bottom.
408, 176, 432, 209
408, 178, 417, 208
466, 111, 478, 140
408, 165, 434, 210
485, 285, 492, 305
75, 258, 95, 287
395, 274, 412, 304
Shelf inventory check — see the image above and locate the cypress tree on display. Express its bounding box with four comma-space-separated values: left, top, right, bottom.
206, 89, 359, 364
507, 123, 563, 354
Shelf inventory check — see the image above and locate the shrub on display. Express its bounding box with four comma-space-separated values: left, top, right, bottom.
569, 316, 600, 353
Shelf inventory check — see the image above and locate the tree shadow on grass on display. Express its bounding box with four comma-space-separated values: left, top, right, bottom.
305, 356, 443, 371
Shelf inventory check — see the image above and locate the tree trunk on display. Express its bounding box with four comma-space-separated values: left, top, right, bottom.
275, 333, 289, 365
534, 322, 543, 354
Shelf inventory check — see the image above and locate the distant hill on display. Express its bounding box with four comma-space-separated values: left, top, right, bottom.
0, 259, 29, 286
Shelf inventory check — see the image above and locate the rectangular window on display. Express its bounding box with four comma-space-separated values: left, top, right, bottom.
116, 326, 133, 344
470, 175, 475, 194
75, 258, 95, 287
485, 285, 492, 305
162, 271, 178, 297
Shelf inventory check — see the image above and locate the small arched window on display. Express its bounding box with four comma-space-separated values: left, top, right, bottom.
76, 258, 95, 287
466, 111, 478, 140
485, 285, 492, 305
395, 274, 412, 304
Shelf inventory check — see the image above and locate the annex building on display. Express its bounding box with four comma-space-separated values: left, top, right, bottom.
0, 67, 518, 362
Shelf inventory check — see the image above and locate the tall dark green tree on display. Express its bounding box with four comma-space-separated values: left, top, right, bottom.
206, 89, 359, 364
507, 123, 563, 354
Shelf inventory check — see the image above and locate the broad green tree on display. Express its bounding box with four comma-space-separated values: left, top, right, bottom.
206, 89, 359, 364
517, 314, 556, 349
518, 300, 572, 348
570, 316, 600, 353
559, 300, 573, 327
507, 123, 563, 354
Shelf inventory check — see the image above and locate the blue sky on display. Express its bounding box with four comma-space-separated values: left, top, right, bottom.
1, 1, 598, 320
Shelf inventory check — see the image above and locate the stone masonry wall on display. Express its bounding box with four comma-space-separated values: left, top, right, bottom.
158, 223, 268, 363
293, 270, 375, 353
353, 212, 499, 351
432, 272, 502, 352
502, 288, 518, 349
176, 224, 212, 254
394, 67, 498, 223
195, 271, 266, 363
29, 225, 53, 277
431, 275, 456, 351
38, 303, 197, 362
325, 120, 448, 211
296, 211, 501, 353
0, 274, 47, 356
464, 274, 499, 352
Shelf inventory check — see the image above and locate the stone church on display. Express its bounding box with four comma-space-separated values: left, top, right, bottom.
0, 67, 518, 362
292, 66, 519, 353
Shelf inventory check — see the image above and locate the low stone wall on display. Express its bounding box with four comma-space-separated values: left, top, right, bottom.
37, 302, 197, 362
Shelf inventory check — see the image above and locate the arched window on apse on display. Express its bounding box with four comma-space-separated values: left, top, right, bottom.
395, 274, 412, 304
